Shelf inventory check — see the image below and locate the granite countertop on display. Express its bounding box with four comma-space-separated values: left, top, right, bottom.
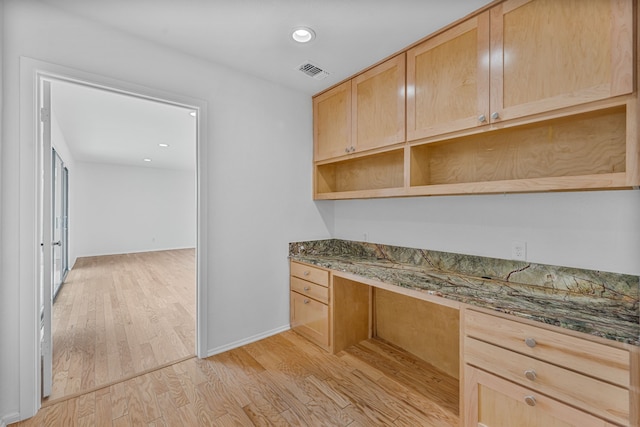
289, 239, 640, 346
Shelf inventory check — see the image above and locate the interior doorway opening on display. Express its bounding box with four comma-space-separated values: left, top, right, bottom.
37, 72, 202, 405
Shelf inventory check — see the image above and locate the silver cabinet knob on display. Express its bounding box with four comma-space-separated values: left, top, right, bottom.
345, 147, 350, 153
303, 271, 310, 276
525, 337, 537, 348
491, 111, 500, 120
303, 286, 310, 291
350, 146, 355, 152
478, 114, 487, 123
524, 369, 537, 381
303, 299, 310, 304
524, 395, 536, 407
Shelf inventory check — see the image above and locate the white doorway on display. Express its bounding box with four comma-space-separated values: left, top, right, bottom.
20, 57, 209, 417
41, 77, 200, 402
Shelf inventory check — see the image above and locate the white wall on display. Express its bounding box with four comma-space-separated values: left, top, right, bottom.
73, 162, 196, 257
51, 113, 75, 171
333, 190, 640, 276
0, 0, 331, 422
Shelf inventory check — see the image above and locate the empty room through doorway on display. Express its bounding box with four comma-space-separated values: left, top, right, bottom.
44, 79, 197, 403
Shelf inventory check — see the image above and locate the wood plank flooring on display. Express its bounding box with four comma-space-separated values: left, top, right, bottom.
14, 331, 459, 426
46, 249, 196, 403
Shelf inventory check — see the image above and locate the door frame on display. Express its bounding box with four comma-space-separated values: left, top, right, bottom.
19, 57, 209, 419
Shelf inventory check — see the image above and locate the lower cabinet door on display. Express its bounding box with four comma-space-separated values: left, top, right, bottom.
290, 291, 329, 349
464, 366, 617, 427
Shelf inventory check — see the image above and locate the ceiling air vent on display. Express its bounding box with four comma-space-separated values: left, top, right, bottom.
297, 61, 330, 80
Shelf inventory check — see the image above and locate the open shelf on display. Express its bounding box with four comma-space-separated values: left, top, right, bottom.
410, 106, 627, 187
316, 148, 404, 196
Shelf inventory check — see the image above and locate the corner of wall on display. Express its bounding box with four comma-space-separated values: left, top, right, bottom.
314, 199, 335, 236
1, 412, 21, 427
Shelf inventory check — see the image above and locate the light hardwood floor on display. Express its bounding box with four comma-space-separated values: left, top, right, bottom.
13, 330, 459, 426
46, 249, 196, 403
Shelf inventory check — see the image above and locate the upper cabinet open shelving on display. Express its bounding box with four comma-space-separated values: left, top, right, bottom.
312, 0, 638, 200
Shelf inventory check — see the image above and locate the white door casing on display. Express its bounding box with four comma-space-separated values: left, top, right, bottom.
19, 57, 209, 420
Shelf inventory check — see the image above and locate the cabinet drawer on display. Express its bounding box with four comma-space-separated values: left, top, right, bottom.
290, 291, 329, 349
464, 310, 629, 387
291, 276, 329, 304
465, 365, 620, 427
290, 262, 329, 287
465, 336, 629, 425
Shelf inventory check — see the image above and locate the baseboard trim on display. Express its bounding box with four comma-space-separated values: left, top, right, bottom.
206, 325, 291, 357
2, 412, 20, 426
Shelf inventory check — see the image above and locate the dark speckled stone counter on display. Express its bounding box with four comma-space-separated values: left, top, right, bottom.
289, 239, 639, 346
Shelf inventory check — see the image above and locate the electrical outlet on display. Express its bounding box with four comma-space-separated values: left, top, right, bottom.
512, 241, 526, 261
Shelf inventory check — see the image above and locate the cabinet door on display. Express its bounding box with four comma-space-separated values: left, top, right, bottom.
352, 54, 406, 152
490, 0, 634, 123
314, 81, 352, 161
407, 12, 490, 141
464, 366, 617, 427
290, 291, 329, 349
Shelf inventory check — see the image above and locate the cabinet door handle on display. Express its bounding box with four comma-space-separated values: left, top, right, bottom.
491, 111, 500, 120
524, 337, 537, 348
478, 114, 487, 123
345, 147, 350, 153
524, 369, 537, 381
524, 395, 536, 407
303, 271, 310, 276
303, 299, 310, 304
303, 286, 310, 291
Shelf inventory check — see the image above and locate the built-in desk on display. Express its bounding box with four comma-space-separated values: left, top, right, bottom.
289, 239, 640, 426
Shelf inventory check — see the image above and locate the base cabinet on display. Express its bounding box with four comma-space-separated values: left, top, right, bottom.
290, 291, 329, 349
462, 308, 632, 427
289, 261, 330, 350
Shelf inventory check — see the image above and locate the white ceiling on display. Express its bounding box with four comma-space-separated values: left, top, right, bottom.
51, 80, 197, 171
40, 0, 490, 95
43, 0, 490, 170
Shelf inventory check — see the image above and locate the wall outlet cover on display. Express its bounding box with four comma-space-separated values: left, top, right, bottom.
512, 241, 527, 261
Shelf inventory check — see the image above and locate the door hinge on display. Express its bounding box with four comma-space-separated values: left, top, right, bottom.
40, 107, 50, 123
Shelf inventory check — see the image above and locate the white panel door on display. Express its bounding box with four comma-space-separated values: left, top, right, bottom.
40, 79, 53, 398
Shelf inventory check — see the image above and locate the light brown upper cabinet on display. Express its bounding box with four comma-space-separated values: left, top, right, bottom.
351, 53, 406, 153
314, 0, 638, 199
490, 0, 633, 123
313, 81, 352, 161
314, 54, 405, 161
407, 12, 490, 141
407, 0, 634, 142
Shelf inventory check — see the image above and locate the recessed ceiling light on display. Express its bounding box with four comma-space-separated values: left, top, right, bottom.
291, 27, 315, 43
158, 143, 169, 147
143, 158, 152, 162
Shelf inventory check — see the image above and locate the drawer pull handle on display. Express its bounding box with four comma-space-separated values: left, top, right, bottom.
524, 395, 536, 407
524, 369, 537, 381
524, 337, 537, 348
303, 299, 310, 304
303, 286, 310, 291
303, 271, 310, 276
